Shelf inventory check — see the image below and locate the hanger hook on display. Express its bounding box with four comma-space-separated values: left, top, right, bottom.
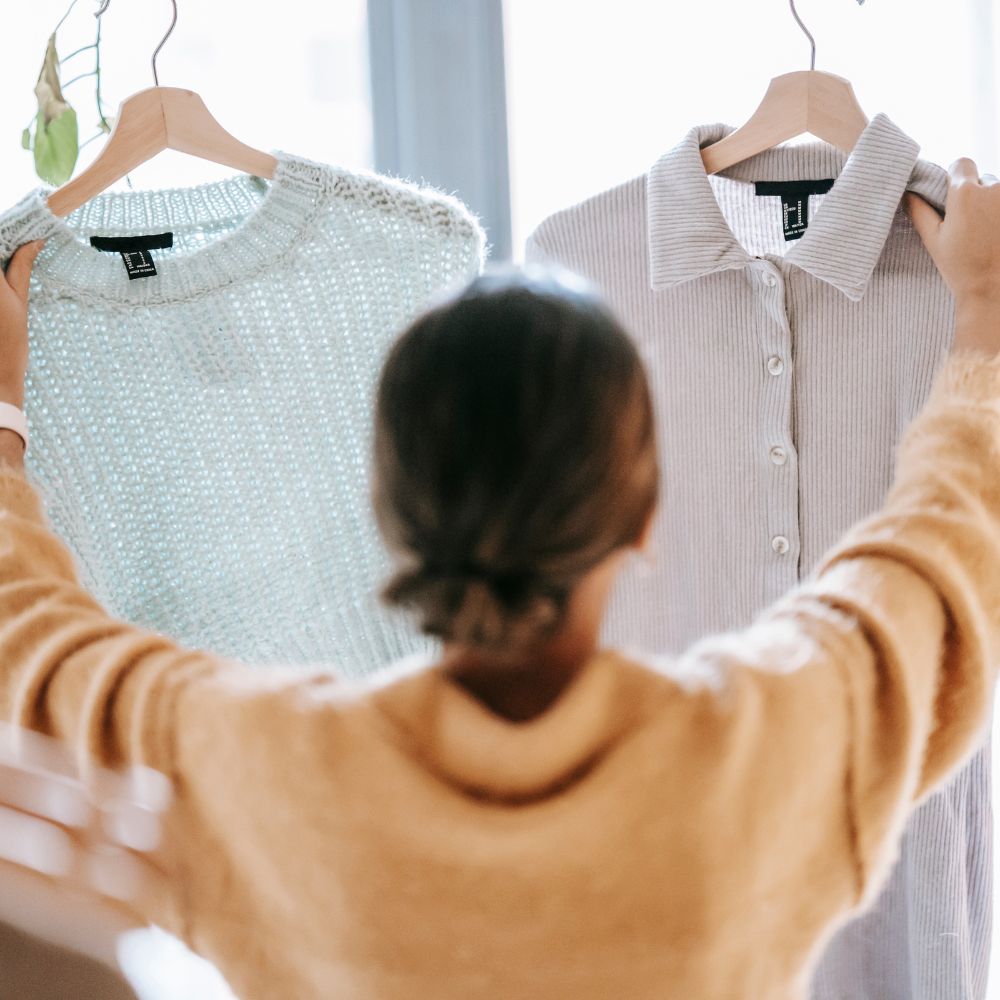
788, 0, 818, 71
788, 0, 867, 72
94, 0, 178, 86
150, 0, 178, 86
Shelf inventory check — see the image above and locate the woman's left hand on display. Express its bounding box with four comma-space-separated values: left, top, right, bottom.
0, 240, 46, 409
0, 720, 173, 966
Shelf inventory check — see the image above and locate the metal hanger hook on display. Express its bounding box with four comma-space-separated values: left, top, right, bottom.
789, 0, 866, 72
94, 0, 179, 86
788, 0, 817, 70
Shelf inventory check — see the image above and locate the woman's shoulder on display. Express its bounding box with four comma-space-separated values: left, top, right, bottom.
366, 645, 727, 702
599, 645, 730, 698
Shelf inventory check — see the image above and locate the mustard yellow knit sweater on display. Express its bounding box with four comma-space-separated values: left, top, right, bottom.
1, 351, 998, 1000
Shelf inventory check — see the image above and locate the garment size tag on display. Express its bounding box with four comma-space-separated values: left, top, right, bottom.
119, 248, 157, 279
754, 180, 834, 242
89, 232, 173, 280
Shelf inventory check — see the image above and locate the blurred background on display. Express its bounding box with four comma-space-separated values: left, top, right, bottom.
1, 1, 998, 996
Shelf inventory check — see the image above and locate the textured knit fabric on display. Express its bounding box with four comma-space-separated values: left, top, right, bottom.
524, 113, 992, 1000
0, 152, 485, 678
0, 350, 999, 1000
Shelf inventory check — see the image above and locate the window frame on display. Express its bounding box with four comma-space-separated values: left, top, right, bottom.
367, 0, 512, 261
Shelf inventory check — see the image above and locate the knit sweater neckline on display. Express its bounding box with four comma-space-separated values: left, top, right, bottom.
371, 648, 637, 800
8, 148, 332, 306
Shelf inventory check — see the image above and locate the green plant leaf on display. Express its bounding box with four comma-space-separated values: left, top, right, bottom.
33, 106, 78, 185
20, 127, 31, 150
29, 31, 78, 183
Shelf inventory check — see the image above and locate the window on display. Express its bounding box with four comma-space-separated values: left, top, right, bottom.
504, 0, 1000, 256
0, 0, 372, 197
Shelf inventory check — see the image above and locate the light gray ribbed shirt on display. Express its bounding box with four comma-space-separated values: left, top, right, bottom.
525, 113, 991, 1000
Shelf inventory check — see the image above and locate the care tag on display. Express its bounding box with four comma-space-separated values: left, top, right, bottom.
754, 180, 834, 242
89, 232, 174, 280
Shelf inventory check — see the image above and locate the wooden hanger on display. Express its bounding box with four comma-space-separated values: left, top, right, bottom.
47, 0, 277, 218
701, 0, 869, 175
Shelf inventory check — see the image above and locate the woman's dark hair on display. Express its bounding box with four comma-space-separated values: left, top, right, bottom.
373, 266, 659, 651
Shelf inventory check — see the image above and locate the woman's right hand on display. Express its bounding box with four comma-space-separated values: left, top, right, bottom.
905, 159, 1000, 356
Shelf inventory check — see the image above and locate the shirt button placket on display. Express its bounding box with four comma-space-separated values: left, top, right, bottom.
754, 261, 800, 592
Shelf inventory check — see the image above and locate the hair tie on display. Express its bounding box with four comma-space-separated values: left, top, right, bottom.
421, 558, 497, 582
419, 559, 547, 595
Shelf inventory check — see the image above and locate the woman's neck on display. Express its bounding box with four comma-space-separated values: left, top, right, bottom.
440, 549, 624, 722
441, 623, 600, 723
447, 661, 588, 723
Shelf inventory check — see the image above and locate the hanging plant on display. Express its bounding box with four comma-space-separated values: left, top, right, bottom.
20, 0, 114, 186
29, 33, 79, 186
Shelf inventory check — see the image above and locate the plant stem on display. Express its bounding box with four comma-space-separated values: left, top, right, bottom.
61, 70, 96, 89
94, 8, 111, 132
78, 130, 104, 151
58, 42, 97, 64
53, 0, 82, 35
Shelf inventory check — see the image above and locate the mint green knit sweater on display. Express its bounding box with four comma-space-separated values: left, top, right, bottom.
0, 151, 486, 675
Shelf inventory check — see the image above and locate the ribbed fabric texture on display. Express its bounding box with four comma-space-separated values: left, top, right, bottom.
525, 114, 992, 1000
1, 349, 999, 1000
0, 152, 485, 677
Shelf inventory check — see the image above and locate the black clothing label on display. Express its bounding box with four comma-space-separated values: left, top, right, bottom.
754, 180, 835, 242
89, 232, 174, 252
90, 232, 173, 279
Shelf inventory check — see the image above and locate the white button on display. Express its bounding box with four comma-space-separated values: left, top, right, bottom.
771, 535, 790, 555
769, 446, 788, 466
765, 274, 777, 287
767, 355, 785, 376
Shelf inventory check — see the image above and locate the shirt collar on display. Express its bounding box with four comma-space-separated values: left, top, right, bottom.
646, 113, 946, 302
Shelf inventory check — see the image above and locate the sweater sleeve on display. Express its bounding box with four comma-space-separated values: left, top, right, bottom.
0, 463, 336, 941
0, 466, 233, 774
809, 350, 1000, 895
663, 349, 1000, 908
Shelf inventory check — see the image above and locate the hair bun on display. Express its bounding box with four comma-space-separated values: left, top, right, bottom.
381, 561, 568, 649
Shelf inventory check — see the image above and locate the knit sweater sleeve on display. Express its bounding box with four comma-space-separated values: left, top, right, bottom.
660, 349, 1000, 908
0, 463, 336, 941
809, 350, 1000, 895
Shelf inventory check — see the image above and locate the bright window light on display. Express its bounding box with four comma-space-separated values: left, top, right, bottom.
0, 0, 372, 199
504, 0, 1000, 256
